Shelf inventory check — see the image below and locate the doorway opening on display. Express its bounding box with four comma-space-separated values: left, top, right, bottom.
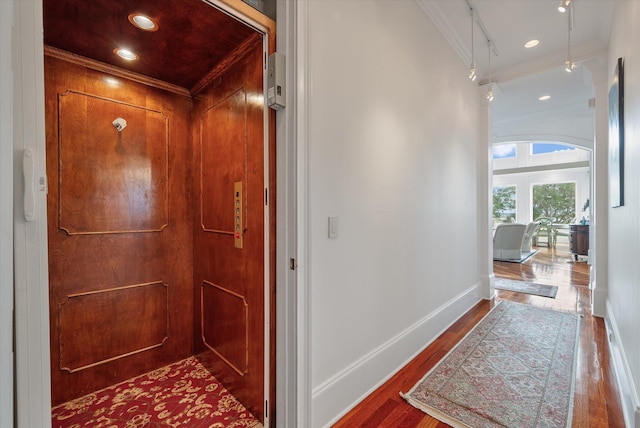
491, 140, 592, 308
42, 0, 275, 425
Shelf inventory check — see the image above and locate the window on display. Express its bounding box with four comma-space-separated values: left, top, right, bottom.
493, 144, 516, 159
532, 183, 575, 223
493, 186, 516, 222
531, 143, 575, 155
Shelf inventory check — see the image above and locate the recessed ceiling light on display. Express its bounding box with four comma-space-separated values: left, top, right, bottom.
524, 39, 539, 48
128, 14, 158, 32
539, 95, 551, 101
114, 48, 139, 61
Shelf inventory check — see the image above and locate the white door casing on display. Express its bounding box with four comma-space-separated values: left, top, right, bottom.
13, 0, 53, 427
1, 2, 16, 427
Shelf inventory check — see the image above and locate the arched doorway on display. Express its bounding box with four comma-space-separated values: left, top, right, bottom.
490, 140, 592, 308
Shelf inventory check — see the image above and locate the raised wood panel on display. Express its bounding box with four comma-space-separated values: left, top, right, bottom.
46, 55, 194, 406
193, 43, 265, 421
201, 281, 248, 375
58, 91, 168, 234
200, 88, 247, 233
59, 282, 168, 372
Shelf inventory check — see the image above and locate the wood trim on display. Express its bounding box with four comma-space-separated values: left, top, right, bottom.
58, 282, 170, 373
200, 280, 249, 377
213, 0, 276, 35
44, 46, 191, 97
56, 90, 170, 235
199, 88, 249, 234
191, 33, 262, 96
63, 281, 167, 299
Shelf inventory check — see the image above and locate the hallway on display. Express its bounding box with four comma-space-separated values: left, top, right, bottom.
333, 245, 624, 427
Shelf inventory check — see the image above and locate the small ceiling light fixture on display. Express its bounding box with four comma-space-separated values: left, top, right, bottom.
114, 48, 139, 61
558, 0, 572, 13
103, 77, 121, 87
524, 39, 539, 48
468, 8, 477, 81
565, 59, 576, 72
486, 40, 494, 102
564, 1, 576, 72
128, 13, 158, 31
539, 95, 551, 101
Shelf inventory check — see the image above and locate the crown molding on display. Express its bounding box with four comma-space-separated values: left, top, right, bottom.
416, 0, 470, 66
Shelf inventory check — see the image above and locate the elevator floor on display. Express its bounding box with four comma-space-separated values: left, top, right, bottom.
51, 357, 262, 427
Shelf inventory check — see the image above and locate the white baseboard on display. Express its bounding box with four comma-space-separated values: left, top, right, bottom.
312, 281, 483, 428
591, 279, 607, 318
605, 301, 640, 428
487, 273, 496, 300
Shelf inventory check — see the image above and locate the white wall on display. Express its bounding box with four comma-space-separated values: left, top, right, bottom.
305, 1, 483, 425
0, 2, 14, 427
494, 113, 594, 150
606, 2, 640, 427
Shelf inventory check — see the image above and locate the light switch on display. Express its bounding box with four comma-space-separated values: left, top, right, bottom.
328, 216, 339, 239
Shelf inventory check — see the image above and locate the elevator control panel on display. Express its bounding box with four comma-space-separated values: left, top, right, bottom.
234, 182, 243, 249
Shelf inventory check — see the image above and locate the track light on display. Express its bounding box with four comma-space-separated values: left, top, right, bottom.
564, 1, 575, 72
558, 0, 572, 13
487, 40, 494, 102
468, 9, 477, 81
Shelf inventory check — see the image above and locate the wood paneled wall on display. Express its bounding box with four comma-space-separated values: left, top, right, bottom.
192, 41, 267, 421
45, 55, 194, 405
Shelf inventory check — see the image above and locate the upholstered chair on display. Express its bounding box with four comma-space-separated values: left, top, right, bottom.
493, 223, 527, 261
521, 221, 540, 252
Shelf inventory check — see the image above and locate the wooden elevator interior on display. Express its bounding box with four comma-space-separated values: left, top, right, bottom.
42, 0, 276, 422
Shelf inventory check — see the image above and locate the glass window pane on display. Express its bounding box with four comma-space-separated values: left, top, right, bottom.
493, 186, 516, 222
493, 144, 516, 159
532, 183, 575, 223
531, 143, 575, 155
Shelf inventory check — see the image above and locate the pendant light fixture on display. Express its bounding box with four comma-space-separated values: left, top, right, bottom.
486, 40, 494, 101
468, 8, 477, 81
564, 1, 576, 72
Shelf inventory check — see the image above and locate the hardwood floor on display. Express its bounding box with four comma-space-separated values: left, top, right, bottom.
332, 243, 625, 427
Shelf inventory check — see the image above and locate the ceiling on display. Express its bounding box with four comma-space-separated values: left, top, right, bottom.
43, 0, 258, 92
43, 0, 615, 142
418, 0, 615, 143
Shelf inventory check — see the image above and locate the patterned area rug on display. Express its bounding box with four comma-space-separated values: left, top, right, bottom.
52, 357, 261, 428
402, 301, 580, 428
494, 277, 558, 298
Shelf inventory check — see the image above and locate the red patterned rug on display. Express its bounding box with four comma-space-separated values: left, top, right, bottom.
402, 301, 580, 428
52, 357, 261, 428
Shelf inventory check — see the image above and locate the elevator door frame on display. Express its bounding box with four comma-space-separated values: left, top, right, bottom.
11, 0, 276, 426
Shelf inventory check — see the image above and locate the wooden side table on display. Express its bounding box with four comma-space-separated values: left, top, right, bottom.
569, 224, 589, 261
